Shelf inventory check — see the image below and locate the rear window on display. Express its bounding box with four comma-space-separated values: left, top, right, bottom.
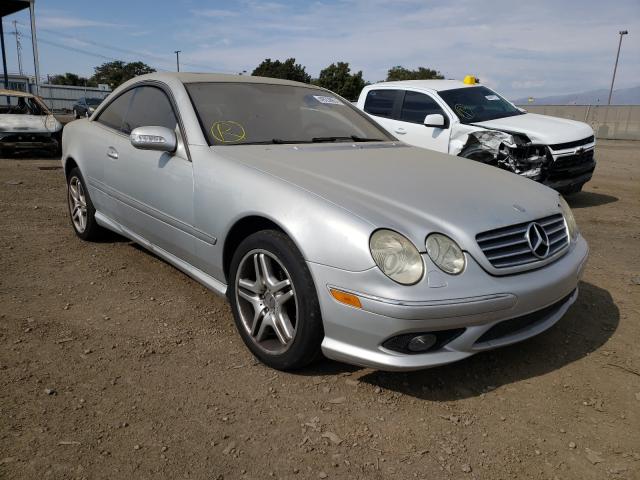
363, 89, 400, 118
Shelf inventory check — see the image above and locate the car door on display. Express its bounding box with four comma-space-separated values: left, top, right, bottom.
104, 84, 196, 263
395, 90, 451, 152
86, 89, 137, 220
361, 89, 403, 136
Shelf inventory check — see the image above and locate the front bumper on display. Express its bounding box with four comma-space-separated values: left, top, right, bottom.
0, 132, 59, 153
309, 235, 588, 371
542, 148, 596, 192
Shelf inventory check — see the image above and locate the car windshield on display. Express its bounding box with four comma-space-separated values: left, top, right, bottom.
86, 98, 102, 106
0, 94, 47, 115
438, 86, 524, 124
186, 82, 394, 145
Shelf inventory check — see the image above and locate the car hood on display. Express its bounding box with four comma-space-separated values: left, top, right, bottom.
473, 113, 593, 144
0, 114, 60, 133
215, 142, 561, 253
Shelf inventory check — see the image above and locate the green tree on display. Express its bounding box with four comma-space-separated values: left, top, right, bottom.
89, 60, 156, 88
315, 62, 366, 101
49, 72, 96, 87
251, 58, 311, 83
386, 66, 444, 81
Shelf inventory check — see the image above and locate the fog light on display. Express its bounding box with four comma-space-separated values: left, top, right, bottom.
407, 334, 437, 352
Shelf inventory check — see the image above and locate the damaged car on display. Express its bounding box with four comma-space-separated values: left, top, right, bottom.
357, 78, 596, 193
0, 89, 62, 156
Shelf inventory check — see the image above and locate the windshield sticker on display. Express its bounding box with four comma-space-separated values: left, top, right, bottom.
211, 121, 246, 144
312, 95, 343, 105
485, 95, 500, 101
454, 104, 475, 120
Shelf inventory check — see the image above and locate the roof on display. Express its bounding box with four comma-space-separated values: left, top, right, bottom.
0, 88, 35, 98
132, 72, 315, 88
369, 79, 479, 92
0, 0, 32, 18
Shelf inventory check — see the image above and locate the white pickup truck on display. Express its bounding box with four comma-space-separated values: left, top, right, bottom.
356, 78, 596, 193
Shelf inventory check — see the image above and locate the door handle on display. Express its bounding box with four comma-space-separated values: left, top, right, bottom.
107, 147, 119, 160
394, 128, 407, 135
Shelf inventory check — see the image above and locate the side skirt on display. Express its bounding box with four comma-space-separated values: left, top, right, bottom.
94, 211, 228, 297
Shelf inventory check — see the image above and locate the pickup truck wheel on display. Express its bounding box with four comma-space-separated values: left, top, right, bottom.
459, 146, 495, 164
67, 167, 105, 241
228, 230, 323, 371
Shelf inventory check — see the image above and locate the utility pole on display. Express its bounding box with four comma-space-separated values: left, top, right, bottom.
608, 30, 628, 105
12, 20, 23, 76
174, 50, 181, 72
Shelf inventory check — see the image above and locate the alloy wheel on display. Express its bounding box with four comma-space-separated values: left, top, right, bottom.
68, 176, 88, 233
235, 249, 298, 354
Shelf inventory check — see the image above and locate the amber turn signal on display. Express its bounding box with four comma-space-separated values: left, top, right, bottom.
330, 288, 362, 309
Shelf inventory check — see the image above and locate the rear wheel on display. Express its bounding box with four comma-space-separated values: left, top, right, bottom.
67, 167, 105, 241
228, 230, 323, 370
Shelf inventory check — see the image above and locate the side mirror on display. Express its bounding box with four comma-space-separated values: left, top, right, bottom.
130, 126, 177, 152
424, 114, 445, 128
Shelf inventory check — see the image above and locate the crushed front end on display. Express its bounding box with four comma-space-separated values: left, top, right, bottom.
454, 129, 596, 194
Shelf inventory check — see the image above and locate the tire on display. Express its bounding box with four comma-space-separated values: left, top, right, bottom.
66, 167, 105, 241
73, 109, 79, 119
228, 230, 324, 371
459, 146, 495, 164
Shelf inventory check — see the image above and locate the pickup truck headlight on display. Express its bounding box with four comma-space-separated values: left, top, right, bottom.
370, 229, 424, 285
426, 233, 466, 275
559, 196, 579, 241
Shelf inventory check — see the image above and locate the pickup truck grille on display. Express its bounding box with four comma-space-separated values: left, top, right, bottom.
476, 214, 569, 269
548, 135, 594, 151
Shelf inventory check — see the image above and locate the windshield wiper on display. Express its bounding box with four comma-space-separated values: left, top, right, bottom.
241, 139, 310, 145
240, 136, 387, 145
311, 136, 386, 143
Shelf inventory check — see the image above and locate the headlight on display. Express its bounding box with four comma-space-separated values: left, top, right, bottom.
559, 195, 579, 241
425, 233, 466, 275
44, 115, 59, 132
370, 229, 424, 285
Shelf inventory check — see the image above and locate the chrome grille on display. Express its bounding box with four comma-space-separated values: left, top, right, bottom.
476, 214, 569, 269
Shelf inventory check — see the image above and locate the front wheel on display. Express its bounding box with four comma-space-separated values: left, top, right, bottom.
67, 167, 105, 241
228, 230, 323, 371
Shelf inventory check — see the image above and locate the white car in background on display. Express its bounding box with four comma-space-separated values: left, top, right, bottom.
0, 89, 63, 156
357, 78, 596, 194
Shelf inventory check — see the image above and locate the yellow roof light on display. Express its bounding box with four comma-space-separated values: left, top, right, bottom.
463, 75, 478, 85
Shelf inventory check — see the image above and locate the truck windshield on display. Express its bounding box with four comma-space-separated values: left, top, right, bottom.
186, 82, 393, 145
438, 86, 524, 124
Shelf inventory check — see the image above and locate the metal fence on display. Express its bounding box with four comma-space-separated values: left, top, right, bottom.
517, 105, 640, 141
37, 84, 111, 112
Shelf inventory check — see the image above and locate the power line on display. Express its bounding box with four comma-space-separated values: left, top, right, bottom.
36, 26, 221, 72
12, 21, 241, 75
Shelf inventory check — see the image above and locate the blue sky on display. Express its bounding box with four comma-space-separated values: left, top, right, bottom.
2, 0, 638, 99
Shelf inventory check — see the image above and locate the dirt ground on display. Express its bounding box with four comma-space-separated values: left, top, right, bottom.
1, 140, 639, 480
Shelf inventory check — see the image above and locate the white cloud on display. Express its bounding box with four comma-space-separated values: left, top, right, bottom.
39, 16, 125, 29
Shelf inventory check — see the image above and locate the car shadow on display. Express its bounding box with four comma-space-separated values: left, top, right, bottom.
566, 191, 618, 209
312, 282, 618, 400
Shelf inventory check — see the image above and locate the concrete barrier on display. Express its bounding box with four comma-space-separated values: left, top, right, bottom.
517, 105, 640, 141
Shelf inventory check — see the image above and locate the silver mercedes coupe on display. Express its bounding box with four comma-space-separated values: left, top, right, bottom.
62, 73, 589, 371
